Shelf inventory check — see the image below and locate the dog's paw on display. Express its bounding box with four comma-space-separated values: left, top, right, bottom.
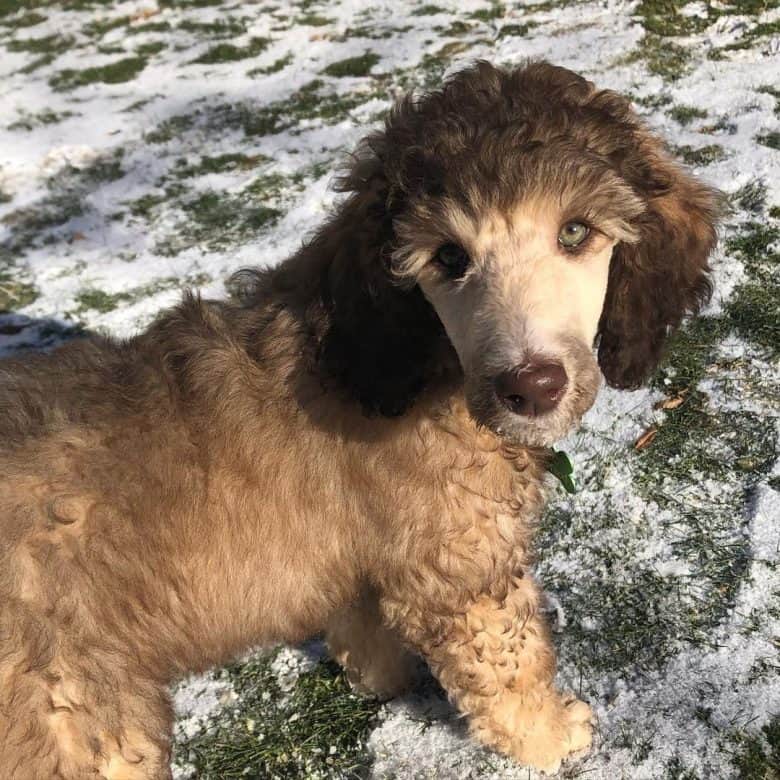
511, 693, 594, 775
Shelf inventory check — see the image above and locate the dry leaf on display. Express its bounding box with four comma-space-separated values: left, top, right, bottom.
654, 389, 688, 411
634, 427, 658, 451
131, 8, 159, 23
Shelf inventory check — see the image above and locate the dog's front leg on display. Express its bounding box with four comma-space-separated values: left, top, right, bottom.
382, 572, 592, 773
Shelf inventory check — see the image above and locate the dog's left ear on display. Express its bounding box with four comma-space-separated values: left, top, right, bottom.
597, 145, 721, 389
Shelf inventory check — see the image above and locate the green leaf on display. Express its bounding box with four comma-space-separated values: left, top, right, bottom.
547, 449, 576, 493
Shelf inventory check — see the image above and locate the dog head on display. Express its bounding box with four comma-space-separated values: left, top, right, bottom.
321, 60, 719, 445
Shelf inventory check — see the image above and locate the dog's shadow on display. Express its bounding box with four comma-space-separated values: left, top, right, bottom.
0, 312, 86, 359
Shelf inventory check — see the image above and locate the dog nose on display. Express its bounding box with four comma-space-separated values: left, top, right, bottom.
494, 362, 568, 416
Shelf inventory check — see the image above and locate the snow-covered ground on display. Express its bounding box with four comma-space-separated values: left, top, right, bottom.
1, 0, 778, 777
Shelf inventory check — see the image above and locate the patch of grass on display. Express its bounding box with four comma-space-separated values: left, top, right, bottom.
633, 92, 673, 110
322, 51, 379, 77
15, 53, 55, 74
665, 755, 700, 780
1, 152, 124, 254
469, 5, 504, 21
84, 15, 129, 37
50, 56, 147, 90
145, 113, 195, 144
210, 80, 377, 138
135, 40, 165, 56
296, 13, 332, 25
0, 10, 46, 26
622, 34, 691, 81
497, 22, 533, 37
7, 32, 71, 54
74, 287, 128, 314
75, 274, 210, 314
724, 222, 779, 355
178, 17, 246, 36
730, 716, 780, 779
757, 85, 780, 116
634, 0, 711, 37
756, 131, 780, 150
0, 189, 11, 204
412, 4, 445, 14
159, 187, 282, 255
247, 53, 292, 76
733, 179, 767, 214
1, 195, 84, 254
0, 0, 45, 15
440, 20, 475, 35
128, 20, 171, 34
7, 108, 77, 131
192, 36, 270, 64
125, 193, 166, 219
667, 104, 708, 125
122, 97, 154, 112
0, 274, 38, 312
770, 206, 780, 220
173, 153, 268, 178
673, 143, 728, 166
726, 282, 779, 356
175, 652, 380, 779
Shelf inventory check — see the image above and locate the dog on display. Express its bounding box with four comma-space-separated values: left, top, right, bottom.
0, 60, 718, 778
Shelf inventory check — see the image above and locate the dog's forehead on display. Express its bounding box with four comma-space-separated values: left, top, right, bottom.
451, 200, 558, 257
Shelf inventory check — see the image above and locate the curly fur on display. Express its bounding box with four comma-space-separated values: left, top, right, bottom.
0, 60, 719, 778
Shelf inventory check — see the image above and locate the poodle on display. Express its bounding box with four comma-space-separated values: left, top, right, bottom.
0, 60, 719, 778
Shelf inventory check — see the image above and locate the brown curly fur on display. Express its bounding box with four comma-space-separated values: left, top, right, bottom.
0, 61, 719, 778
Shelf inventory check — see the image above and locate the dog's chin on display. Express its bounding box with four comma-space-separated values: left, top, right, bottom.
470, 403, 580, 448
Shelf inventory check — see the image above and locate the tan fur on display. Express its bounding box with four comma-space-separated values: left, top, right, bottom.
0, 60, 720, 778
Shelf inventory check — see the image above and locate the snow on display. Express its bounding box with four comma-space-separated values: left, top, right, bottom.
1, 0, 778, 777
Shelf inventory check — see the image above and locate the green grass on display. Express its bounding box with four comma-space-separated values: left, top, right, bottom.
178, 17, 246, 36
469, 5, 504, 21
621, 34, 691, 81
1, 152, 124, 255
157, 189, 282, 255
7, 33, 71, 54
756, 131, 780, 150
730, 716, 780, 779
175, 651, 380, 779
192, 36, 270, 64
322, 52, 379, 77
50, 56, 147, 90
733, 179, 767, 214
173, 153, 268, 178
0, 10, 46, 26
83, 15, 130, 37
146, 114, 195, 144
247, 53, 293, 76
412, 4, 446, 15
7, 109, 77, 131
723, 222, 780, 357
75, 274, 210, 314
0, 274, 38, 311
667, 105, 708, 125
672, 144, 728, 166
296, 13, 332, 26
135, 40, 165, 56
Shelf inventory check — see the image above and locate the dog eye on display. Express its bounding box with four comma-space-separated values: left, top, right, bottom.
433, 243, 470, 278
558, 222, 590, 249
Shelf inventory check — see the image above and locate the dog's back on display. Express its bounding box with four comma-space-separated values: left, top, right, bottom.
0, 291, 377, 779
